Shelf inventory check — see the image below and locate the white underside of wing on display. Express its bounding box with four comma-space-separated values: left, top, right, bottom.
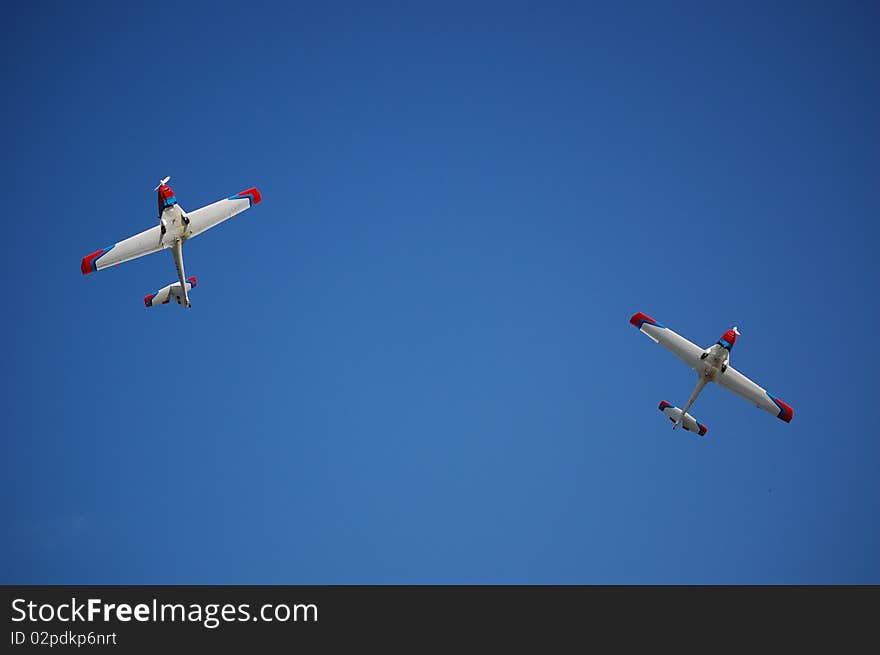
715, 366, 779, 417
94, 224, 164, 271
638, 322, 704, 369
185, 191, 259, 240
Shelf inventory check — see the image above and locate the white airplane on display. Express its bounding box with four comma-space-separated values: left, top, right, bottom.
629, 312, 793, 436
81, 176, 262, 308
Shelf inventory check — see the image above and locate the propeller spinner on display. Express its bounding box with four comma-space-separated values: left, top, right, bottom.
153, 176, 171, 191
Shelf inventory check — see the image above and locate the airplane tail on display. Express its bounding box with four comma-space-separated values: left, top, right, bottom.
658, 401, 708, 436
145, 276, 197, 308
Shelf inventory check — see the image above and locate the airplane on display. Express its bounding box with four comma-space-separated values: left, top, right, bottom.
629, 312, 793, 436
81, 176, 262, 308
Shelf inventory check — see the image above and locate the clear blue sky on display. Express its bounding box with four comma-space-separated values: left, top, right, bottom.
2, 1, 877, 584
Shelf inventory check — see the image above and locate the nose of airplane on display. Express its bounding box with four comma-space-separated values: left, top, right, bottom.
720, 327, 739, 347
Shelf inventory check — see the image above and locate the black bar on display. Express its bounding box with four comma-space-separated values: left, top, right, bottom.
3, 586, 876, 650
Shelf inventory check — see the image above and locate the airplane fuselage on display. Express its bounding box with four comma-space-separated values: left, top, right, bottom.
156, 181, 192, 307
698, 343, 730, 382
160, 204, 188, 247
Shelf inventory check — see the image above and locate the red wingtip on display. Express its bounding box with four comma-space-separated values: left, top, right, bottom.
630, 311, 655, 328
81, 249, 104, 275
775, 398, 793, 423
242, 187, 262, 205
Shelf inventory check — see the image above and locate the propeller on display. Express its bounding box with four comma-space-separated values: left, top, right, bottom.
153, 176, 171, 191
732, 326, 741, 335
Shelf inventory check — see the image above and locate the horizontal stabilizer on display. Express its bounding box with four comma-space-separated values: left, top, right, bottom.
658, 400, 708, 436
144, 276, 197, 307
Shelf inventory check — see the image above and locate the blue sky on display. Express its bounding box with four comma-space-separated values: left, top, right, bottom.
2, 1, 877, 583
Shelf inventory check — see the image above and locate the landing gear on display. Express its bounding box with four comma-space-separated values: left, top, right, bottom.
721, 364, 728, 373
182, 214, 190, 226
158, 219, 167, 247
700, 352, 708, 360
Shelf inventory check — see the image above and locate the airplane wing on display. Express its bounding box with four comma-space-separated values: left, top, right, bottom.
629, 312, 704, 370
184, 187, 262, 239
81, 225, 163, 274
80, 187, 261, 275
715, 365, 793, 422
